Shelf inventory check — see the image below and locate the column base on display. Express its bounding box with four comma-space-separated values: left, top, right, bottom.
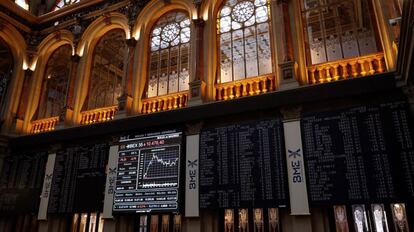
279, 61, 300, 90
188, 79, 206, 107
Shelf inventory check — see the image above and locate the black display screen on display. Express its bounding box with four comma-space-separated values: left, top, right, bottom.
47, 144, 108, 213
0, 151, 47, 214
114, 130, 182, 213
301, 102, 414, 205
199, 119, 288, 209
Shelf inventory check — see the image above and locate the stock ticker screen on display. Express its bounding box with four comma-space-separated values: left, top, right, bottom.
113, 130, 182, 213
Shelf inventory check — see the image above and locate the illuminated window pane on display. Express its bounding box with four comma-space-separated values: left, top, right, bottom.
53, 0, 80, 11
15, 0, 29, 10
302, 0, 379, 64
147, 11, 191, 98
87, 29, 126, 110
217, 0, 272, 83
38, 44, 71, 119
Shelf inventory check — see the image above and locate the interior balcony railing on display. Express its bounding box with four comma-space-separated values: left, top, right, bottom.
215, 74, 275, 101
30, 116, 60, 134
307, 52, 386, 84
141, 91, 189, 114
80, 105, 118, 125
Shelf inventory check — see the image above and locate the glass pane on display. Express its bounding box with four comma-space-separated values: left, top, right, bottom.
148, 52, 160, 97
245, 26, 259, 78
253, 208, 264, 232
391, 203, 409, 232
334, 205, 350, 232
220, 33, 233, 83
371, 204, 389, 232
161, 215, 169, 232
158, 49, 169, 96
139, 215, 148, 232
232, 30, 245, 80
239, 209, 249, 232
148, 11, 191, 97
88, 29, 126, 109
352, 205, 369, 232
303, 0, 379, 64
39, 44, 71, 118
150, 215, 158, 232
179, 44, 190, 91
268, 208, 279, 232
173, 214, 181, 232
168, 46, 179, 94
224, 209, 235, 232
257, 23, 272, 75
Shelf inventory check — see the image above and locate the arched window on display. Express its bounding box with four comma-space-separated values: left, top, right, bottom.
0, 38, 14, 117
302, 0, 379, 65
217, 0, 272, 84
37, 44, 71, 119
87, 29, 126, 110
147, 11, 191, 98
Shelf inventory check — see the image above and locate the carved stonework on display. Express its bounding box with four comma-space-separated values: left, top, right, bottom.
25, 32, 44, 50
280, 106, 302, 121
186, 121, 204, 135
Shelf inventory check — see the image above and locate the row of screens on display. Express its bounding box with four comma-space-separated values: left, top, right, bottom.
220, 203, 410, 232
1, 101, 414, 215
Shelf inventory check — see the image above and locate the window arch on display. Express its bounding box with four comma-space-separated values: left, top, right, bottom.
301, 0, 379, 65
37, 44, 71, 119
147, 11, 191, 98
217, 0, 272, 84
87, 29, 126, 110
0, 38, 14, 117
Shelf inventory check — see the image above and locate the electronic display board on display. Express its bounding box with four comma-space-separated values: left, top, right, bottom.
48, 144, 108, 213
0, 151, 47, 214
114, 130, 182, 213
199, 119, 288, 209
301, 101, 414, 205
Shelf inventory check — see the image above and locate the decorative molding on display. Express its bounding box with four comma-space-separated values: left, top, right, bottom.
280, 106, 302, 121
185, 121, 203, 135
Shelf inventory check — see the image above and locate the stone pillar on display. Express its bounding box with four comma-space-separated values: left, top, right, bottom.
116, 38, 137, 118
14, 69, 33, 134
277, 0, 300, 90
188, 19, 206, 107
57, 54, 80, 128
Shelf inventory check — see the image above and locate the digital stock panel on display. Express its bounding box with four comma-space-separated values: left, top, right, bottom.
302, 101, 414, 232
199, 119, 288, 209
0, 151, 47, 214
114, 130, 182, 213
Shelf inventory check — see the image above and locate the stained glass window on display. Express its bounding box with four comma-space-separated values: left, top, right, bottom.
217, 0, 272, 84
53, 0, 80, 11
15, 0, 29, 10
87, 29, 126, 110
37, 44, 71, 119
147, 11, 191, 98
0, 38, 13, 117
302, 0, 379, 65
